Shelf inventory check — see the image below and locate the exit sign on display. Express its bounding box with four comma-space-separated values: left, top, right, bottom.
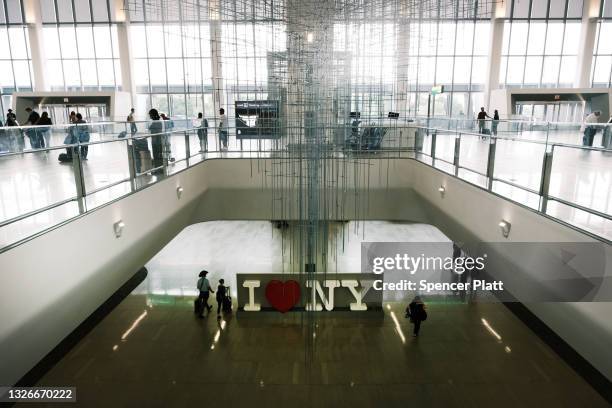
431, 85, 444, 95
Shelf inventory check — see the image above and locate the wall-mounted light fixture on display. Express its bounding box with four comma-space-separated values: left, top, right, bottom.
438, 186, 446, 198
113, 220, 125, 238
176, 186, 184, 199
498, 220, 511, 238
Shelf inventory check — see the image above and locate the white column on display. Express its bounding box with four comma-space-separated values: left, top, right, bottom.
209, 0, 224, 117
484, 2, 506, 110
23, 0, 49, 91
113, 0, 137, 109
574, 0, 601, 88
394, 0, 410, 117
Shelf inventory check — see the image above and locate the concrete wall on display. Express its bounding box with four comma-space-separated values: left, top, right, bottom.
0, 156, 610, 386
403, 159, 612, 380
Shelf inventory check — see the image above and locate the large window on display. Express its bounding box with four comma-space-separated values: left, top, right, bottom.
0, 0, 32, 122
499, 20, 581, 88
130, 22, 214, 119
42, 24, 121, 91
591, 21, 612, 87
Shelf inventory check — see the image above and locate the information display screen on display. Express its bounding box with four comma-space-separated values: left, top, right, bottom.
234, 100, 280, 139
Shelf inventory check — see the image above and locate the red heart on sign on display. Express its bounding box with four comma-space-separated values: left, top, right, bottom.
265, 280, 301, 313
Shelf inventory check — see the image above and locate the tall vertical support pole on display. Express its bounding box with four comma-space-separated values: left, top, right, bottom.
23, 0, 49, 92
72, 147, 86, 214
394, 0, 410, 118
209, 0, 225, 136
453, 134, 461, 176
114, 0, 137, 110
539, 150, 554, 213
574, 0, 601, 88
484, 1, 506, 111
486, 137, 497, 191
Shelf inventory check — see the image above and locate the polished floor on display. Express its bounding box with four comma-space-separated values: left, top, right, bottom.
21, 221, 610, 407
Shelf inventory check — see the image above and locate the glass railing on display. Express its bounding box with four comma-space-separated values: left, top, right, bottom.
413, 120, 611, 241
0, 117, 609, 252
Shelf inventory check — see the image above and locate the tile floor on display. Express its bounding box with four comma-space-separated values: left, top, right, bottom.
19, 221, 610, 407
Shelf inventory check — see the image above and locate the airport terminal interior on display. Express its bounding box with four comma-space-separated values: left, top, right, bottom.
0, 0, 611, 406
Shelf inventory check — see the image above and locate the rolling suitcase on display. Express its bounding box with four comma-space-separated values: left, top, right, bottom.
58, 152, 72, 162
194, 297, 203, 315
222, 287, 232, 313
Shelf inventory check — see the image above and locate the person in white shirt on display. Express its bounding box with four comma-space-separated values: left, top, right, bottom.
195, 112, 208, 152
583, 111, 601, 147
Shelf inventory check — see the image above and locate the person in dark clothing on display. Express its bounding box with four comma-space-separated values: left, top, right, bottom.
5, 111, 23, 152
477, 107, 491, 136
36, 112, 53, 150
148, 109, 164, 173
216, 279, 227, 317
491, 110, 500, 136
406, 296, 427, 337
196, 112, 209, 152
24, 107, 42, 148
196, 270, 214, 318
75, 113, 90, 159
6, 109, 17, 122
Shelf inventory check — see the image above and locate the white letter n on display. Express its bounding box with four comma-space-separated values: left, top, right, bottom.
306, 280, 340, 311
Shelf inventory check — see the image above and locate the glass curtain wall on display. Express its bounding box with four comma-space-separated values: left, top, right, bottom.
0, 0, 33, 122
129, 0, 214, 120
591, 0, 612, 87
218, 1, 286, 119
40, 0, 122, 91
499, 0, 584, 88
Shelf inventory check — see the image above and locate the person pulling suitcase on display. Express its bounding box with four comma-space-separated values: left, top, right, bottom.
216, 279, 231, 318
195, 270, 214, 318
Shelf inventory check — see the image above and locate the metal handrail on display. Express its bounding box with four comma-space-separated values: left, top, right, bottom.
0, 119, 610, 251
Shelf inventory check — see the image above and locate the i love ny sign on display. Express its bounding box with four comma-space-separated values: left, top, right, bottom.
237, 273, 382, 312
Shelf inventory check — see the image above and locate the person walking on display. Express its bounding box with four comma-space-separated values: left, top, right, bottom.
148, 109, 164, 172
196, 270, 214, 318
127, 108, 137, 135
196, 112, 208, 152
160, 113, 174, 162
218, 108, 228, 150
582, 111, 601, 147
406, 296, 427, 337
477, 107, 491, 137
75, 113, 90, 159
5, 109, 23, 152
216, 279, 227, 317
24, 107, 41, 148
36, 112, 53, 150
491, 110, 500, 136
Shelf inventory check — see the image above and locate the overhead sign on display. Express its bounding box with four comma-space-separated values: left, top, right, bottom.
431, 85, 444, 95
235, 100, 280, 139
237, 273, 382, 312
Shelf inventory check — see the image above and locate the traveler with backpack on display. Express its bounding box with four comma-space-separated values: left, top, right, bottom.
406, 296, 427, 337
215, 279, 230, 317
195, 270, 214, 318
